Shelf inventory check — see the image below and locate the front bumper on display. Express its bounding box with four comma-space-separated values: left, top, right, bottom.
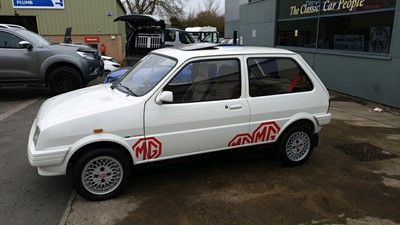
27, 121, 70, 176
83, 60, 104, 82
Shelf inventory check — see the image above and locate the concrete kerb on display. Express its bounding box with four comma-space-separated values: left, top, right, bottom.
329, 90, 400, 116
59, 191, 77, 225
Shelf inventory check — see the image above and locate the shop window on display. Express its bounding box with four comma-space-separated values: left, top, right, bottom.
247, 58, 313, 97
276, 0, 396, 54
277, 18, 317, 48
318, 11, 394, 53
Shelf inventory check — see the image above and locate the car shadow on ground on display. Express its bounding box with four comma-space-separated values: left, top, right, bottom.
0, 86, 52, 100
132, 145, 280, 180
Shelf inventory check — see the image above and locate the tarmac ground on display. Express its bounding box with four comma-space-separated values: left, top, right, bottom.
62, 91, 400, 225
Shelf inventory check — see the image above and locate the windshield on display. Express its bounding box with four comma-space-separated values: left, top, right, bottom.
15, 29, 54, 46
117, 54, 177, 96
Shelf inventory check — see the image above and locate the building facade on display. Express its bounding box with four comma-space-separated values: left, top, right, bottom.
225, 0, 400, 108
0, 0, 127, 63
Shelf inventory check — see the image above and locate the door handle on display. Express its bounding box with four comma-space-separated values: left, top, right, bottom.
228, 104, 242, 110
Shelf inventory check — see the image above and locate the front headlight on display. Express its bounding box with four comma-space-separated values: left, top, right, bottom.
33, 126, 40, 146
77, 51, 96, 60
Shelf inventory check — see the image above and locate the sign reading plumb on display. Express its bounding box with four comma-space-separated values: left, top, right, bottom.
13, 0, 64, 9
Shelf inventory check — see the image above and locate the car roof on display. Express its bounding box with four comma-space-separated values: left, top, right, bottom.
153, 44, 296, 61
165, 27, 186, 32
0, 24, 26, 30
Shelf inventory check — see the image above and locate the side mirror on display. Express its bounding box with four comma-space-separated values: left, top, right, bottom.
156, 91, 173, 104
19, 41, 33, 50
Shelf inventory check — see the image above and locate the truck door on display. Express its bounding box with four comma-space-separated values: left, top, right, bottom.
0, 31, 39, 81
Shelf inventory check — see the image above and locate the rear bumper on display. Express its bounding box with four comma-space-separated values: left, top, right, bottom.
314, 113, 332, 126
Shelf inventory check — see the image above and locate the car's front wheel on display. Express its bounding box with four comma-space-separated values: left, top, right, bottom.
72, 148, 132, 201
48, 67, 83, 95
278, 126, 314, 166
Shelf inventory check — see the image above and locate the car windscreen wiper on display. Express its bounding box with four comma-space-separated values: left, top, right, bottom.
111, 81, 137, 96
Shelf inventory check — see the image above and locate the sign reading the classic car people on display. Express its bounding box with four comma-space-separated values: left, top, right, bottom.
13, 0, 64, 9
278, 0, 395, 19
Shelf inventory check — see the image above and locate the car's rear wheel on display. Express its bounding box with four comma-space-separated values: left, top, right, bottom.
72, 148, 132, 201
49, 67, 83, 95
279, 126, 314, 166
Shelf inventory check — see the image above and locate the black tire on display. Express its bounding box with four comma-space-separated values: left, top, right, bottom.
278, 125, 314, 166
72, 148, 132, 201
48, 67, 83, 95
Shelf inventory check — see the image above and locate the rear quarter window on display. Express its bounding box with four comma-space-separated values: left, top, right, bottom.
247, 57, 314, 97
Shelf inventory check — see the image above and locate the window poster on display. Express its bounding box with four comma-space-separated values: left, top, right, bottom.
369, 27, 390, 53
333, 35, 364, 52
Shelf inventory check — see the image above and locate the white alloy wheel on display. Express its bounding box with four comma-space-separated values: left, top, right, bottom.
81, 156, 124, 195
72, 148, 132, 201
285, 131, 311, 162
279, 125, 314, 166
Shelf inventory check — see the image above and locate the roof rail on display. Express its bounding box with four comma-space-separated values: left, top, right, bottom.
0, 24, 26, 29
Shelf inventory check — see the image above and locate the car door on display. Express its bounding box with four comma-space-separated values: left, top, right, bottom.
0, 31, 39, 81
141, 57, 250, 162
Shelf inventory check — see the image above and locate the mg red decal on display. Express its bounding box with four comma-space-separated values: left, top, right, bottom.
132, 137, 162, 160
252, 122, 280, 143
228, 121, 281, 147
228, 133, 252, 147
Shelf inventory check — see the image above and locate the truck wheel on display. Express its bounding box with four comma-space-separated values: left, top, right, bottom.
279, 126, 314, 166
72, 148, 132, 201
49, 67, 83, 94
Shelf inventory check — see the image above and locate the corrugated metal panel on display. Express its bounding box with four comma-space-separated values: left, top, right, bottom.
2, 0, 126, 35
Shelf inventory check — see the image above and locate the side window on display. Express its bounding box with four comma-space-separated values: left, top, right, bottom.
164, 59, 241, 103
0, 31, 23, 49
165, 30, 176, 42
178, 32, 192, 44
247, 58, 313, 97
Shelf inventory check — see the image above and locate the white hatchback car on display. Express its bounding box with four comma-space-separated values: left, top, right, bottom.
28, 44, 331, 201
101, 56, 121, 73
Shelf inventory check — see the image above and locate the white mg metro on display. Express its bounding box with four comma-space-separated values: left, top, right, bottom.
28, 44, 331, 201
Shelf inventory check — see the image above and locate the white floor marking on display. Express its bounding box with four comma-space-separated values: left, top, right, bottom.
0, 99, 38, 122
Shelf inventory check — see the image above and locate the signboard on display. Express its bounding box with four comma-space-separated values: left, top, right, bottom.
84, 36, 100, 43
13, 0, 64, 9
278, 0, 395, 19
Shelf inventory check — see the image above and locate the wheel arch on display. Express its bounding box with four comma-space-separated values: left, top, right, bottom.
284, 119, 315, 132
277, 117, 318, 147
67, 141, 134, 173
45, 62, 83, 86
